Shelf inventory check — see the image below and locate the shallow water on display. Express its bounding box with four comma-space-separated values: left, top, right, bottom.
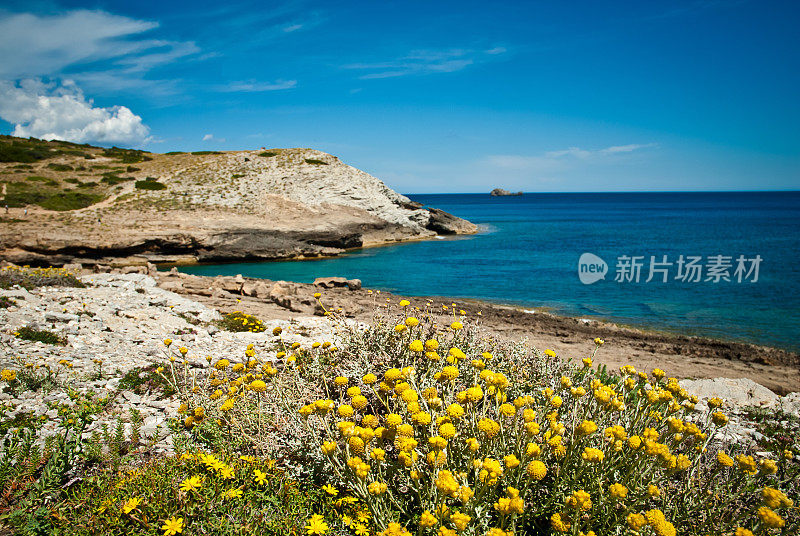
178, 191, 800, 352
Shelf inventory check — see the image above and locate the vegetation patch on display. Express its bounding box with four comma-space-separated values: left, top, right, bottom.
134, 178, 167, 190
0, 265, 85, 289
217, 311, 266, 332
47, 163, 73, 172
0, 296, 16, 308
39, 191, 104, 210
101, 174, 135, 186
3, 181, 104, 210
102, 147, 152, 164
13, 326, 67, 345
0, 136, 94, 163
2, 449, 333, 535
0, 138, 55, 163
259, 151, 278, 157
26, 175, 58, 185
118, 365, 175, 398
304, 158, 328, 165
191, 151, 223, 155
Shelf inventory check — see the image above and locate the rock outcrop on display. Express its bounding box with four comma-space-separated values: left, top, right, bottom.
0, 141, 477, 266
490, 188, 523, 196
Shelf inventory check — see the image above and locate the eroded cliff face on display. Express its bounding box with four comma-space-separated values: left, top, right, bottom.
0, 142, 476, 266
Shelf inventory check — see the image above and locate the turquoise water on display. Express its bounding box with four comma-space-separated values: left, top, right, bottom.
178, 192, 800, 351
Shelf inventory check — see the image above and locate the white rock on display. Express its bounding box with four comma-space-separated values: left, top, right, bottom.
680, 378, 780, 409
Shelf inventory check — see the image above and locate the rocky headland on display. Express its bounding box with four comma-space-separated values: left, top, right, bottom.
0, 137, 476, 266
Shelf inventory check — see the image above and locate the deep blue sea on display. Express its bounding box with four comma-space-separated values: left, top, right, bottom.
178, 192, 800, 351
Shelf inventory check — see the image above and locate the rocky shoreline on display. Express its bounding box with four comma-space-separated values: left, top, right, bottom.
1, 270, 798, 462
30, 262, 799, 394
151, 267, 800, 394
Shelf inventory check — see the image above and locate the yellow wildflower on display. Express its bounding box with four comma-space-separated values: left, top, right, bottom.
161, 516, 184, 536
122, 497, 141, 514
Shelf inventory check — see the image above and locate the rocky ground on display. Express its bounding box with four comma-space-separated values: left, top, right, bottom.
0, 272, 343, 455
1, 269, 798, 460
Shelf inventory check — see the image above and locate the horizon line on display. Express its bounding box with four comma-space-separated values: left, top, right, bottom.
404, 189, 800, 195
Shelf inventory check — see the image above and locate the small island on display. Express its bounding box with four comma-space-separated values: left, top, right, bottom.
490, 188, 523, 196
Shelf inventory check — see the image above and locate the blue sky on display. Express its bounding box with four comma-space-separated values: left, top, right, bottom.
0, 0, 798, 193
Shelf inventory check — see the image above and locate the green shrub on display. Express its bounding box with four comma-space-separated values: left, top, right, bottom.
165, 151, 186, 155
0, 296, 15, 308
126, 166, 140, 172
259, 151, 278, 157
13, 326, 66, 345
134, 179, 167, 191
191, 151, 222, 155
101, 174, 135, 186
304, 158, 328, 165
47, 163, 73, 172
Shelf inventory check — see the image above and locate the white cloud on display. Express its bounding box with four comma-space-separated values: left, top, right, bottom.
0, 10, 157, 78
343, 47, 504, 79
283, 23, 303, 32
600, 143, 658, 154
0, 9, 198, 87
201, 133, 226, 142
215, 79, 297, 92
488, 143, 657, 170
0, 79, 150, 146
485, 46, 507, 55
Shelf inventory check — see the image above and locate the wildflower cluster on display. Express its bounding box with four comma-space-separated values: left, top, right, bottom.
296, 300, 797, 535
217, 311, 267, 333
0, 265, 85, 290
156, 327, 338, 455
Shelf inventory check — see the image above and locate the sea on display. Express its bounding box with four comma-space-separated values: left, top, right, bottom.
177, 191, 800, 352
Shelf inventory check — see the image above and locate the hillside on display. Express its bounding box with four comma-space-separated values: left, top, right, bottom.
0, 136, 476, 266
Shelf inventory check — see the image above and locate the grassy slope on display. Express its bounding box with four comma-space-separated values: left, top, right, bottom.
0, 136, 153, 211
